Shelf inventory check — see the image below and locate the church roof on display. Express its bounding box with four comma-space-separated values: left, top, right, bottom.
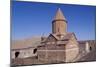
62, 32, 77, 40
44, 32, 77, 41
54, 32, 76, 41
54, 8, 66, 20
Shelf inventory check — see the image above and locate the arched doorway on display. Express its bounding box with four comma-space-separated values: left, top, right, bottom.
15, 51, 20, 58
33, 48, 37, 54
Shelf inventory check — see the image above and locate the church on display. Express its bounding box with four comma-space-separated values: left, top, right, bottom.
37, 8, 79, 63
11, 8, 96, 66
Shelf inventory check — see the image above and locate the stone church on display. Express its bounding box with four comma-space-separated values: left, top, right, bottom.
37, 8, 79, 63
11, 8, 96, 66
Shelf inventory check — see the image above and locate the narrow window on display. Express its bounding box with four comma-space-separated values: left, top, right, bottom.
58, 28, 59, 32
90, 46, 92, 51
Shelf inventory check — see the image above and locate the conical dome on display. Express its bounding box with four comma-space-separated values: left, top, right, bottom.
54, 8, 66, 20
52, 8, 67, 35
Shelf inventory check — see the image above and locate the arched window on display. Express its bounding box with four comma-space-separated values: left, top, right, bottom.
15, 51, 20, 58
33, 48, 37, 54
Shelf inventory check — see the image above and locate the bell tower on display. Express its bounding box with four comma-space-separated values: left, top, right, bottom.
52, 8, 67, 35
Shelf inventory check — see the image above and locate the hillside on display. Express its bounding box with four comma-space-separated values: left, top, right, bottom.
11, 37, 41, 50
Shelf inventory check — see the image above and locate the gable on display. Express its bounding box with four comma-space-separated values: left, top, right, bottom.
46, 34, 57, 42
72, 33, 77, 40
65, 33, 78, 48
69, 33, 78, 44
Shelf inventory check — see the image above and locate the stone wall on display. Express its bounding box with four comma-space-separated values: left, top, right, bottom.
65, 35, 79, 62
12, 47, 37, 59
37, 44, 66, 63
78, 40, 96, 54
